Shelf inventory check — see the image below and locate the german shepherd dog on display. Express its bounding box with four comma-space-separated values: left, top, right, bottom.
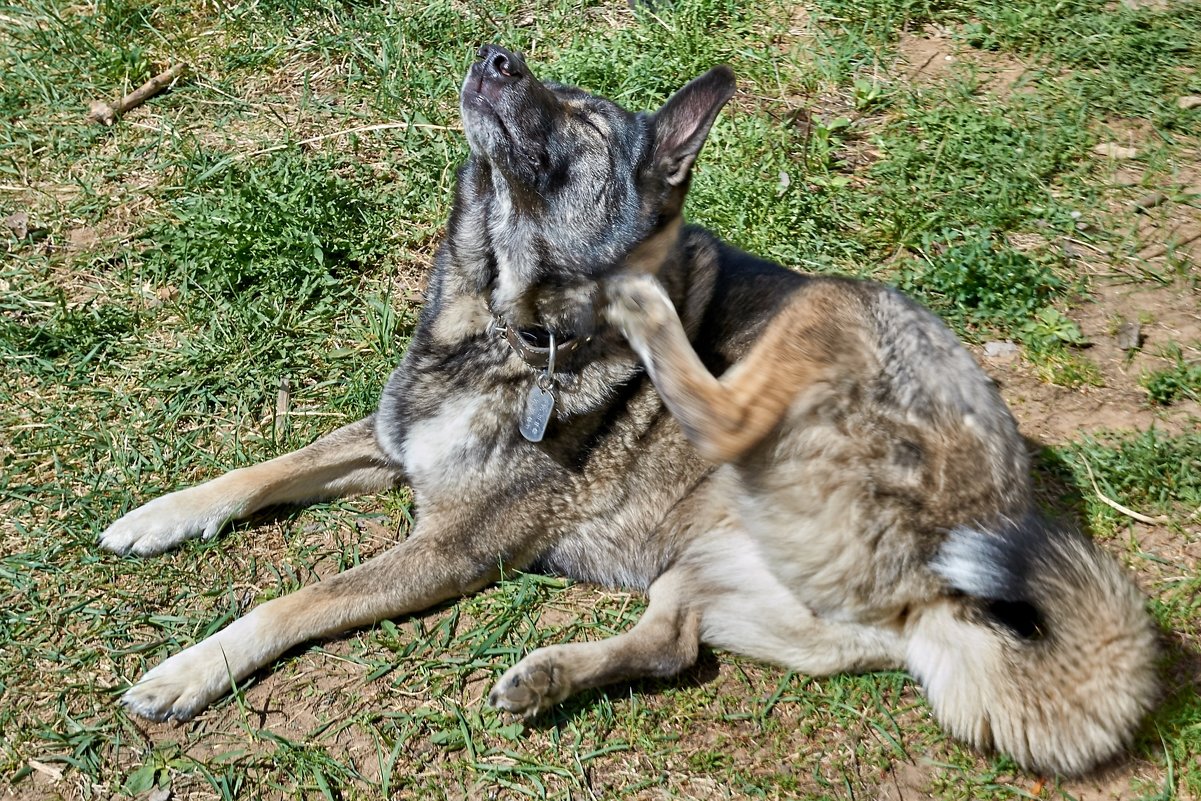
102, 45, 1158, 776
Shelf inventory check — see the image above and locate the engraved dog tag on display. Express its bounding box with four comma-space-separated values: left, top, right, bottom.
520, 382, 555, 442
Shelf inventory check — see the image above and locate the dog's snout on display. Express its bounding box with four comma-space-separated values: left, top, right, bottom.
477, 44, 524, 83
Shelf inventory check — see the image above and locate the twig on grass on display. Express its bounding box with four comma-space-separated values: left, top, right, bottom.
88, 63, 189, 125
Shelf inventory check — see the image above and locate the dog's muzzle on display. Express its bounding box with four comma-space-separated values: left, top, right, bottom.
472, 44, 528, 102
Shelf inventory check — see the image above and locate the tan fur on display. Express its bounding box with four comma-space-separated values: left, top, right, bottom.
430, 292, 493, 346
104, 52, 1157, 778
491, 569, 701, 714
603, 267, 1158, 776
624, 216, 683, 277
607, 274, 869, 462
99, 418, 400, 556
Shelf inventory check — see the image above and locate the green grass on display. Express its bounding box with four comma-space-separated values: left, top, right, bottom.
2, 0, 1200, 797
1143, 344, 1201, 405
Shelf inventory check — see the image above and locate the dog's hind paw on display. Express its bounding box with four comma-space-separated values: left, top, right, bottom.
100, 487, 236, 556
488, 648, 573, 718
120, 645, 230, 722
603, 273, 676, 345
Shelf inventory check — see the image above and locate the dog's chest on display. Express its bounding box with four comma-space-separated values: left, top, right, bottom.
397, 391, 501, 492
375, 356, 552, 498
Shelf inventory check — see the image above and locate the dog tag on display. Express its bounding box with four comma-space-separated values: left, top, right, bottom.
520, 381, 555, 442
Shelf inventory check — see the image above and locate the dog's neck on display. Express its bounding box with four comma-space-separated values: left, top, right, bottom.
488, 314, 590, 372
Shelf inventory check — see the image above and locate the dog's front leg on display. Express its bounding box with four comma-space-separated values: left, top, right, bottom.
488, 568, 699, 717
121, 525, 513, 721
100, 416, 401, 556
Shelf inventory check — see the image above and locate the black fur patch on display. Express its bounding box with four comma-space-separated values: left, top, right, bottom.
985, 598, 1045, 640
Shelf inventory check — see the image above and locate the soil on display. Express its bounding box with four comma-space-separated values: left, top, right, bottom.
979, 274, 1201, 444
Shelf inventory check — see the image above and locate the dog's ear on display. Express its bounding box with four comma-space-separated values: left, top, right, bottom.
651, 66, 737, 186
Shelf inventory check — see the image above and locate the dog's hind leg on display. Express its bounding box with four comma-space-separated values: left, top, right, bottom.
683, 524, 904, 676
488, 567, 701, 718
487, 522, 903, 719
605, 274, 865, 464
100, 416, 401, 556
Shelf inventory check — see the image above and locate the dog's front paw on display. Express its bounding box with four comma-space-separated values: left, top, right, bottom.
603, 273, 675, 347
488, 647, 573, 718
100, 485, 238, 556
121, 642, 233, 722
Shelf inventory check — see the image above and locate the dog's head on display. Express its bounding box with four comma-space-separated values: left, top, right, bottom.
458, 45, 735, 331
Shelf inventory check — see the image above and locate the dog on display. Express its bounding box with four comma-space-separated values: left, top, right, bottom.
101, 45, 1158, 776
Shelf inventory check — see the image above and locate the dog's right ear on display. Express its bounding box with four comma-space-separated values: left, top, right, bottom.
651, 66, 737, 186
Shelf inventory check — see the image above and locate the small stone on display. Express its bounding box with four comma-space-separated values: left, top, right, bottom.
984, 340, 1020, 360
776, 171, 791, 196
1115, 320, 1142, 351
4, 212, 28, 239
1177, 95, 1201, 110
1092, 142, 1139, 159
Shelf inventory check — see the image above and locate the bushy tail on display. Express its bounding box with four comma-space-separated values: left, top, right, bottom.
905, 514, 1159, 776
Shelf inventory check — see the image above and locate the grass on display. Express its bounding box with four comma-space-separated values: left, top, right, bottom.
2, 0, 1200, 798
1143, 344, 1201, 405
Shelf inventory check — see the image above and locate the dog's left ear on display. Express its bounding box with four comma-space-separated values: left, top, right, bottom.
651, 66, 737, 186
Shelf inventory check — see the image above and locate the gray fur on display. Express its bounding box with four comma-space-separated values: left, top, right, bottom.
101, 46, 1158, 777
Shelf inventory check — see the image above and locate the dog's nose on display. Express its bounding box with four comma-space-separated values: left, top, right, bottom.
477, 44, 525, 83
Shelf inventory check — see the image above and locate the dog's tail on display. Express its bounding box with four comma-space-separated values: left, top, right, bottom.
905, 514, 1158, 775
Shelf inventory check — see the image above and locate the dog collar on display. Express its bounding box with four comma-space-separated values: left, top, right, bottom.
487, 312, 593, 443
490, 316, 588, 372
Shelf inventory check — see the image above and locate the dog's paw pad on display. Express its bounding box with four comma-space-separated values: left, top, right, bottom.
488, 653, 565, 718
